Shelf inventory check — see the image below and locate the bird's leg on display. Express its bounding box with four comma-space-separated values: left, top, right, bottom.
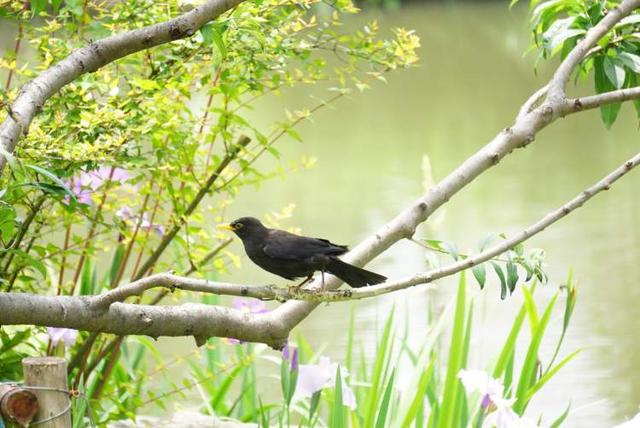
320, 269, 326, 291
294, 274, 314, 289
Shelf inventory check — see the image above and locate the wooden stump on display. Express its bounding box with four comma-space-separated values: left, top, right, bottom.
22, 357, 72, 428
0, 384, 38, 427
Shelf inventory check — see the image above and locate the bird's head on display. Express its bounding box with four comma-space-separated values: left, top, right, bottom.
217, 217, 266, 239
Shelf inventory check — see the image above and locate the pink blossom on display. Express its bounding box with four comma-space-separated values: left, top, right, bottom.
46, 327, 78, 347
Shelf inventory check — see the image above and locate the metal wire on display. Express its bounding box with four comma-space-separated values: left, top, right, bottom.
0, 381, 95, 428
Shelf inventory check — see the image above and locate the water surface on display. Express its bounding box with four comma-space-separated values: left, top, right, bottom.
224, 4, 640, 427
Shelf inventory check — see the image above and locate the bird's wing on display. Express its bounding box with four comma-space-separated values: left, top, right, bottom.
262, 231, 348, 260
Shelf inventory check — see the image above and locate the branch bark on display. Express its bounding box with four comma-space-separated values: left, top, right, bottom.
0, 0, 245, 173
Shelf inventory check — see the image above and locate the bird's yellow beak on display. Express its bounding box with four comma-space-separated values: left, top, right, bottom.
216, 223, 236, 231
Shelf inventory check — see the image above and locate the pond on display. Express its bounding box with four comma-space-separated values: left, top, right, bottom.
219, 3, 640, 427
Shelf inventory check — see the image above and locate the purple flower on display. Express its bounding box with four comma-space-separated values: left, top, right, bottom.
458, 369, 539, 428
116, 206, 135, 221
283, 343, 299, 371
46, 327, 78, 347
296, 356, 356, 409
67, 167, 130, 205
140, 215, 165, 236
116, 207, 164, 236
233, 298, 269, 314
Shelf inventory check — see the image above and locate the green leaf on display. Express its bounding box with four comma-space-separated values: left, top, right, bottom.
513, 294, 558, 414
471, 264, 486, 289
109, 244, 126, 287
25, 164, 76, 201
401, 360, 434, 428
375, 369, 395, 428
13, 249, 47, 277
617, 52, 640, 73
30, 0, 46, 16
442, 241, 460, 261
0, 205, 17, 241
200, 23, 227, 65
438, 273, 467, 428
594, 56, 622, 128
603, 56, 625, 89
506, 262, 518, 294
332, 366, 345, 428
522, 286, 539, 334
525, 349, 580, 402
493, 305, 526, 379
491, 262, 507, 300
550, 403, 572, 428
630, 74, 640, 119
309, 390, 321, 425
364, 308, 395, 427
79, 259, 97, 296
0, 148, 17, 173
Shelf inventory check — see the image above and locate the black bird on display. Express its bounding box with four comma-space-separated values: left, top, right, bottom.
217, 217, 387, 288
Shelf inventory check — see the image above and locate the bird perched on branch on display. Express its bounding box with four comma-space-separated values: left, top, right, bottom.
217, 217, 387, 288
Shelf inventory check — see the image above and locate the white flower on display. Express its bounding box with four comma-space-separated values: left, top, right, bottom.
458, 369, 540, 428
296, 356, 357, 410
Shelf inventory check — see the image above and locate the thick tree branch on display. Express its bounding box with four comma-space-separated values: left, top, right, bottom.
0, 0, 245, 174
0, 292, 286, 348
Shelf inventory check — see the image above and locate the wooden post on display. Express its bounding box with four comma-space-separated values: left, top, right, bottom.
22, 357, 72, 428
0, 384, 38, 427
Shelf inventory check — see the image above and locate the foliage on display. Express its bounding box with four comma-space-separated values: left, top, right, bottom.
73, 273, 576, 427
522, 0, 640, 128
421, 236, 548, 299
0, 0, 418, 421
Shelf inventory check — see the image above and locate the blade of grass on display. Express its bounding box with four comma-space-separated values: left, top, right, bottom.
401, 358, 435, 428
522, 286, 539, 334
513, 293, 558, 414
333, 366, 345, 428
550, 403, 571, 428
363, 308, 395, 427
525, 349, 581, 402
437, 272, 467, 428
346, 306, 355, 374
375, 369, 396, 428
492, 305, 526, 379
453, 301, 474, 428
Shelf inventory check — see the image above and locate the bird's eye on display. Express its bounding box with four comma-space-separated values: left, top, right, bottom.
235, 223, 244, 229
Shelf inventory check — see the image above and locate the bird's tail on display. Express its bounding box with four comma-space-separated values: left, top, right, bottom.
326, 257, 387, 288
